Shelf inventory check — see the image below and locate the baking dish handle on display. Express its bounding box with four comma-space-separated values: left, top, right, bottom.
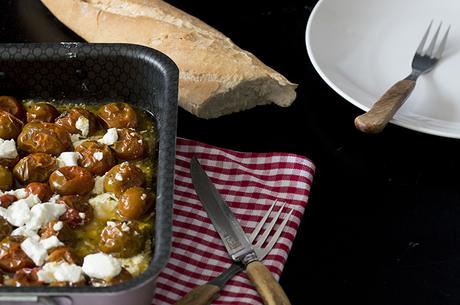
0, 296, 70, 305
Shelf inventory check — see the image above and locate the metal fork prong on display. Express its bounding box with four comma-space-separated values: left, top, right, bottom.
257, 208, 294, 260
254, 201, 286, 249
425, 22, 442, 57
249, 200, 277, 243
416, 20, 433, 55
434, 25, 451, 59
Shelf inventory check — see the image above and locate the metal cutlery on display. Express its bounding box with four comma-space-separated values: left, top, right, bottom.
354, 21, 450, 133
175, 156, 292, 305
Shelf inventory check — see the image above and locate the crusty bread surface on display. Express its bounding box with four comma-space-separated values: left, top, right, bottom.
40, 0, 297, 118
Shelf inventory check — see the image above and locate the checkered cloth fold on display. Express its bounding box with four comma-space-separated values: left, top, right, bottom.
153, 138, 315, 305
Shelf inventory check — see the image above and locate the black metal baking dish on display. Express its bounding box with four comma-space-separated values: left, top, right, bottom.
0, 43, 178, 305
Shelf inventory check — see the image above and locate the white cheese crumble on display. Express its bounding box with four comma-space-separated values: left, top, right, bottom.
88, 193, 117, 219
82, 253, 122, 280
40, 236, 64, 250
57, 152, 81, 167
0, 139, 18, 159
4, 188, 28, 200
70, 133, 81, 144
75, 116, 90, 137
79, 212, 86, 219
21, 237, 48, 266
93, 151, 104, 161
5, 200, 31, 227
26, 203, 67, 230
11, 226, 40, 241
91, 175, 105, 195
53, 221, 63, 231
114, 173, 123, 181
37, 261, 83, 283
121, 222, 130, 232
98, 128, 118, 146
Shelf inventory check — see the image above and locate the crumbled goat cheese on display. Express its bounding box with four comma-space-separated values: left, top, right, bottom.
26, 203, 67, 230
21, 237, 48, 266
98, 128, 118, 145
53, 221, 63, 231
121, 222, 130, 232
115, 173, 123, 181
82, 253, 122, 280
75, 116, 90, 137
89, 193, 117, 219
0, 139, 18, 159
37, 261, 83, 283
93, 151, 104, 161
70, 133, 81, 144
5, 200, 31, 227
11, 226, 40, 241
57, 152, 81, 167
91, 175, 105, 195
40, 236, 64, 250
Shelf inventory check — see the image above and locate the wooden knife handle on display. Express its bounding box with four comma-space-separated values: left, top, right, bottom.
246, 261, 291, 305
174, 284, 221, 305
354, 79, 416, 133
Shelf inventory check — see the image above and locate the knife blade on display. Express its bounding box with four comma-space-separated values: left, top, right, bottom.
189, 156, 291, 305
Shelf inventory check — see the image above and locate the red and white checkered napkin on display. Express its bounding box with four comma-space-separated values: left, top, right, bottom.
153, 137, 315, 305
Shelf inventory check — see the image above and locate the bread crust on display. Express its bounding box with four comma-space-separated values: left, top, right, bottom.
40, 0, 297, 118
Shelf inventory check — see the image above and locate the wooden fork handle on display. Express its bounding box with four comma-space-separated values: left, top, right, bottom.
354, 79, 416, 133
246, 261, 291, 305
173, 284, 221, 305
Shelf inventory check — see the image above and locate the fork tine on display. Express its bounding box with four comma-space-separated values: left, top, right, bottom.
249, 200, 277, 243
254, 201, 286, 249
416, 20, 433, 55
434, 25, 451, 59
257, 209, 294, 260
425, 22, 442, 57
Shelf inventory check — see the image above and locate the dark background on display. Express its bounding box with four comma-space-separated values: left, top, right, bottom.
2, 1, 460, 304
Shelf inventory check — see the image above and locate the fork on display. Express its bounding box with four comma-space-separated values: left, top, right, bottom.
354, 21, 450, 134
174, 201, 293, 305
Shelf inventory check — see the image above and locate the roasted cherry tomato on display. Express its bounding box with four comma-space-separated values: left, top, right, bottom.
55, 108, 99, 137
47, 246, 81, 265
26, 102, 60, 123
49, 166, 94, 196
0, 166, 13, 191
112, 129, 147, 160
57, 195, 94, 228
98, 221, 145, 258
25, 182, 52, 202
9, 268, 42, 286
0, 236, 34, 273
0, 217, 12, 241
75, 141, 116, 176
17, 122, 72, 156
0, 96, 26, 121
0, 194, 16, 208
97, 102, 137, 129
0, 155, 20, 170
104, 163, 145, 197
0, 110, 23, 139
118, 187, 154, 220
13, 153, 57, 185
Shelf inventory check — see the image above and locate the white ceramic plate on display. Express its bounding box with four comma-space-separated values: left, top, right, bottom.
306, 0, 460, 138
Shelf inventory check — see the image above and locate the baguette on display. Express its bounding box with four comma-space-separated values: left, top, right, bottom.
40, 0, 297, 119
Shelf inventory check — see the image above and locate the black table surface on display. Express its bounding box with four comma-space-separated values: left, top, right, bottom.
2, 1, 460, 304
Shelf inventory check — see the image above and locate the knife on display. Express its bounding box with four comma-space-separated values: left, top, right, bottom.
180, 156, 291, 305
